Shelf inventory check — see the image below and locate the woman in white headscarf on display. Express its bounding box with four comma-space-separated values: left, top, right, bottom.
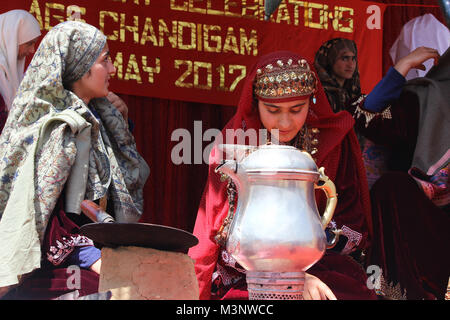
0, 9, 41, 131
390, 13, 450, 81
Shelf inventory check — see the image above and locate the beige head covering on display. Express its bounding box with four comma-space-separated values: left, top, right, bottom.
0, 10, 41, 109
390, 13, 450, 80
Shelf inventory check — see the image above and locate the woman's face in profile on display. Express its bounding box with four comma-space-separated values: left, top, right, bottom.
74, 42, 116, 103
257, 97, 310, 143
17, 37, 39, 60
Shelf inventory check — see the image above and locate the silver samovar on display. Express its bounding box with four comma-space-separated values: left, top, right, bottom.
215, 144, 338, 300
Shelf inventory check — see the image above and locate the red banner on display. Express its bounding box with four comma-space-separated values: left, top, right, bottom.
2, 0, 386, 106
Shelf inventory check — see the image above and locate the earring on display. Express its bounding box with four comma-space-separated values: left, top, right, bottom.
312, 94, 317, 104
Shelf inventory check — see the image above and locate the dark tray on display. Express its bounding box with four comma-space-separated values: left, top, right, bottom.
80, 222, 198, 253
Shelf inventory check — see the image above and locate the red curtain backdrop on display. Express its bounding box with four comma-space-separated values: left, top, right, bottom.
8, 0, 385, 106
1, 1, 445, 232
127, 96, 235, 231
133, 0, 446, 232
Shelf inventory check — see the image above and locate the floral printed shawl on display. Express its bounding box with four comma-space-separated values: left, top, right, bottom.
0, 21, 149, 287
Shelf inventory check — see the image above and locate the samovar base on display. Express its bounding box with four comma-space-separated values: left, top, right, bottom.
246, 271, 305, 300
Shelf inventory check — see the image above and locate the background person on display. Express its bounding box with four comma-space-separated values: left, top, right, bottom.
0, 9, 41, 132
348, 47, 449, 300
314, 38, 440, 188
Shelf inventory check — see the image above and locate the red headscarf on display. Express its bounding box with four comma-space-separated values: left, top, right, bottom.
189, 51, 372, 300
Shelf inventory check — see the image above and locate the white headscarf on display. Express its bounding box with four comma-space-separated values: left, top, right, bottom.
0, 10, 41, 110
390, 13, 450, 80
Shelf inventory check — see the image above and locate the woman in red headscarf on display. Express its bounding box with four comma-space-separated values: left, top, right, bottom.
188, 51, 377, 300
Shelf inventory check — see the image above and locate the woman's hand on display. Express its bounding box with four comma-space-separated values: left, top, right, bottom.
106, 91, 128, 122
89, 258, 102, 275
394, 46, 440, 77
303, 273, 337, 300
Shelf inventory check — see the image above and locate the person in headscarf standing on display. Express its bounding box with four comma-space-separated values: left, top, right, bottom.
314, 38, 360, 114
314, 38, 440, 187
189, 50, 377, 300
0, 9, 41, 132
314, 38, 389, 188
0, 20, 149, 299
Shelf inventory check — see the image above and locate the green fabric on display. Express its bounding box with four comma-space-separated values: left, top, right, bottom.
405, 47, 450, 176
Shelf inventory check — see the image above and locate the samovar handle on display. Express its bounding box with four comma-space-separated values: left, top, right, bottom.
314, 167, 338, 229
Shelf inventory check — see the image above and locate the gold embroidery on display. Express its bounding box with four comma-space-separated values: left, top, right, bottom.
214, 179, 237, 246
254, 58, 317, 101
377, 273, 407, 300
352, 96, 392, 128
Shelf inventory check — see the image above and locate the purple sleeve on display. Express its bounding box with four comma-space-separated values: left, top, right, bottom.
68, 246, 101, 269
363, 67, 406, 112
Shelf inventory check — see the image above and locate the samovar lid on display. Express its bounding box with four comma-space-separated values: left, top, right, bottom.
240, 144, 318, 174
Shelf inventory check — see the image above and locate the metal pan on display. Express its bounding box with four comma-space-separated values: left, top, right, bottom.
80, 222, 198, 253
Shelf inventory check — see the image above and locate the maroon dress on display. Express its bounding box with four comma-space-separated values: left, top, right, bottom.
0, 94, 7, 133
2, 198, 100, 300
348, 79, 450, 299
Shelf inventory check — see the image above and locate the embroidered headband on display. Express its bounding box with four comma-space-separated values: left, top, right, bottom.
254, 58, 317, 102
